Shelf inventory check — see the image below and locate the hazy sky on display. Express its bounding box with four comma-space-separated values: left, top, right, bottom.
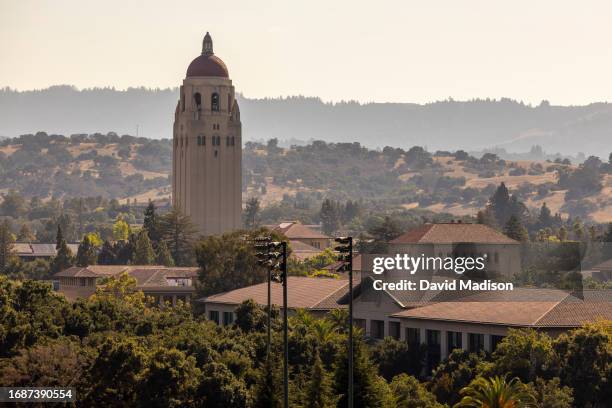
2, 0, 611, 104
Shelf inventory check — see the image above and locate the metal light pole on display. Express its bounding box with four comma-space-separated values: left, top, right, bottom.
335, 236, 354, 408
256, 238, 289, 408
254, 236, 272, 359
281, 241, 289, 408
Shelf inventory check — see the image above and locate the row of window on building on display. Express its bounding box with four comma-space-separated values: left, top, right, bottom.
357, 318, 504, 354
61, 277, 95, 287
175, 135, 236, 148
209, 310, 235, 326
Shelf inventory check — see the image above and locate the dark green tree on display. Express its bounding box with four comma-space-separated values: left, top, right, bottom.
390, 373, 443, 408
504, 215, 528, 242
133, 229, 155, 265
138, 348, 201, 407
51, 238, 74, 273
155, 241, 175, 267
320, 198, 340, 235
158, 207, 197, 266
143, 200, 161, 244
97, 240, 118, 265
252, 356, 283, 408
243, 197, 261, 229
196, 361, 248, 408
76, 235, 97, 267
371, 337, 424, 381
538, 202, 553, 229
195, 229, 274, 296
303, 351, 337, 408
429, 350, 483, 406
0, 219, 15, 273
334, 339, 389, 408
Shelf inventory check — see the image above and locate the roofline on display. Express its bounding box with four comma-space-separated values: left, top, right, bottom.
389, 314, 586, 328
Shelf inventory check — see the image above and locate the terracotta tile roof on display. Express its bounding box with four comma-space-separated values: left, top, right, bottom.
54, 265, 199, 287
289, 240, 323, 260
391, 288, 612, 328
199, 277, 350, 310
14, 243, 79, 257
391, 223, 518, 245
272, 222, 330, 240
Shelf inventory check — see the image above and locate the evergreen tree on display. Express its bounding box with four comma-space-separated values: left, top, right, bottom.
76, 235, 97, 267
55, 225, 64, 250
252, 356, 283, 408
133, 229, 155, 265
488, 182, 511, 226
320, 198, 340, 235
155, 241, 174, 267
0, 219, 16, 272
97, 240, 118, 265
143, 200, 160, 244
243, 197, 261, 229
334, 340, 388, 408
52, 238, 74, 273
158, 206, 197, 266
504, 215, 529, 242
538, 202, 552, 228
303, 351, 336, 408
17, 224, 35, 242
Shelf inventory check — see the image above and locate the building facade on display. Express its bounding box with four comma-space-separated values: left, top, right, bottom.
173, 32, 242, 236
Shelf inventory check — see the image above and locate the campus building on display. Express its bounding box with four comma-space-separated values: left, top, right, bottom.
54, 265, 199, 305
173, 32, 242, 236
389, 222, 521, 278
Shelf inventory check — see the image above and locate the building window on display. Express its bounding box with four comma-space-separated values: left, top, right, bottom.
214, 150, 218, 158
371, 320, 385, 340
447, 331, 462, 352
223, 312, 234, 326
469, 333, 485, 352
231, 136, 235, 146
389, 321, 400, 339
211, 92, 220, 111
197, 135, 202, 146
491, 335, 504, 351
194, 92, 202, 110
406, 327, 420, 344
426, 329, 440, 346
209, 310, 220, 325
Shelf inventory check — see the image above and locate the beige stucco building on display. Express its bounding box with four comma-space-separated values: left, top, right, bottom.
173, 32, 242, 236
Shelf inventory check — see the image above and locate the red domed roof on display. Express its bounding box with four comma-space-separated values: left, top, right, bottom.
186, 54, 228, 78
186, 32, 229, 78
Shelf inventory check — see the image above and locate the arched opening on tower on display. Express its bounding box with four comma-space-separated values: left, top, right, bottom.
194, 93, 202, 111
211, 93, 220, 112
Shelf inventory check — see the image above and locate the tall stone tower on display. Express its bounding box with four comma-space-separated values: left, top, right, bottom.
172, 32, 242, 236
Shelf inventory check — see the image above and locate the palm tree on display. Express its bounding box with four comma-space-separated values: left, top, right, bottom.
455, 376, 536, 408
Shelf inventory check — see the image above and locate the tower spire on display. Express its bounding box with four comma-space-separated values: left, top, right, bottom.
202, 32, 213, 55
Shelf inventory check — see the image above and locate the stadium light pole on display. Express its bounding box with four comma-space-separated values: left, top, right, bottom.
254, 236, 273, 359
335, 236, 353, 408
256, 238, 289, 408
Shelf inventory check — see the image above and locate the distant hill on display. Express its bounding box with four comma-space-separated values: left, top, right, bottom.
2, 86, 612, 155
0, 133, 608, 222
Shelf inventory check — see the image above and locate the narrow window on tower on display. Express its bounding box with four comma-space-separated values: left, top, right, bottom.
211, 93, 220, 112
197, 135, 201, 146
202, 135, 206, 146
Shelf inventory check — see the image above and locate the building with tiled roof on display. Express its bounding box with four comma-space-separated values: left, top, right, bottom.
14, 242, 79, 261
590, 258, 612, 281
289, 240, 325, 261
389, 222, 521, 278
198, 277, 358, 325
389, 288, 612, 369
54, 265, 199, 304
270, 221, 331, 250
